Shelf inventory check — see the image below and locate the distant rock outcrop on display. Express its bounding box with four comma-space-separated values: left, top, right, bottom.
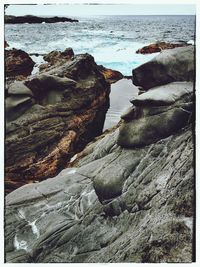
5, 15, 78, 24
5, 50, 110, 193
136, 41, 189, 54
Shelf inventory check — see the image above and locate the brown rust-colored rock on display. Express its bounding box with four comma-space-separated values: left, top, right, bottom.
136, 41, 189, 54
5, 48, 35, 78
40, 48, 75, 71
97, 65, 123, 84
5, 52, 110, 193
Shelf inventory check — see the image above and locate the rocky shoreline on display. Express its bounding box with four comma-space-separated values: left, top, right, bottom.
5, 44, 195, 263
5, 15, 78, 24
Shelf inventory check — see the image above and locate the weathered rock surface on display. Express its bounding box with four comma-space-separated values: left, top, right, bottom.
5, 122, 194, 263
5, 15, 78, 24
5, 48, 35, 79
132, 46, 194, 89
5, 52, 110, 193
136, 41, 189, 54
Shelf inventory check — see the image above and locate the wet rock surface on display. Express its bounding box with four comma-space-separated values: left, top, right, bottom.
132, 46, 194, 89
5, 48, 35, 79
5, 51, 110, 193
136, 41, 189, 54
5, 15, 78, 24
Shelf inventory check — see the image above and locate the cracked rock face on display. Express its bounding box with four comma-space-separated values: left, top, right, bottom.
5, 52, 110, 193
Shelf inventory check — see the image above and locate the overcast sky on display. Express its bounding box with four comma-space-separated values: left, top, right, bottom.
6, 4, 196, 16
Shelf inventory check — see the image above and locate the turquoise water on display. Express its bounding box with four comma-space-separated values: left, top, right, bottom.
5, 15, 195, 75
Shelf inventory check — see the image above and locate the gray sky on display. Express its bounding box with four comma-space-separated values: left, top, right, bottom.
6, 4, 196, 16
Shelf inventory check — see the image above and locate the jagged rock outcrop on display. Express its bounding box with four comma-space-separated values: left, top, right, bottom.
39, 49, 123, 84
132, 46, 194, 89
39, 48, 75, 71
5, 43, 195, 263
5, 15, 78, 24
5, 52, 110, 193
5, 48, 35, 79
136, 41, 189, 54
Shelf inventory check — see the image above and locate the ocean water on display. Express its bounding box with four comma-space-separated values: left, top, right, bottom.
5, 15, 195, 76
5, 15, 195, 130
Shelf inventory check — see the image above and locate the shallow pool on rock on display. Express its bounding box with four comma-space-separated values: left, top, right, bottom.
103, 78, 138, 131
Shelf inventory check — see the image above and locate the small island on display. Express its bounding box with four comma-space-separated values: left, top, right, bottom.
5, 15, 79, 24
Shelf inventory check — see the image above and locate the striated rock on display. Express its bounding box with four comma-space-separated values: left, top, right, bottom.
5, 15, 78, 24
5, 48, 35, 79
5, 123, 194, 263
136, 41, 189, 54
132, 46, 194, 89
97, 65, 123, 84
5, 52, 110, 193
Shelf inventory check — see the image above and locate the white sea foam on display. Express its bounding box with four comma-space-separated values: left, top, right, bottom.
6, 15, 194, 76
